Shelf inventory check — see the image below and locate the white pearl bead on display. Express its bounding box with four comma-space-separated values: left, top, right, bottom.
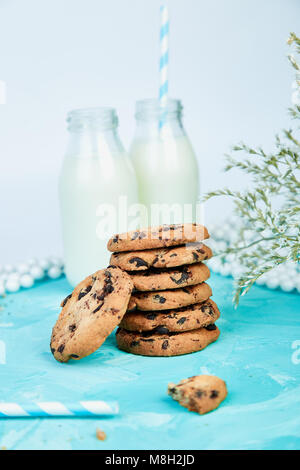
280, 281, 295, 292
30, 266, 45, 280
255, 277, 266, 286
285, 260, 296, 270
4, 264, 14, 273
6, 278, 20, 292
20, 274, 34, 288
232, 267, 245, 278
211, 258, 222, 270
216, 241, 227, 252
230, 233, 239, 243
49, 257, 64, 268
39, 259, 50, 271
207, 258, 218, 270
16, 263, 29, 274
230, 260, 241, 270
266, 278, 279, 290
0, 273, 8, 282
7, 272, 20, 282
266, 270, 279, 280
277, 274, 290, 284
219, 264, 232, 277
210, 263, 220, 273
27, 258, 38, 266
222, 223, 231, 236
48, 266, 62, 279
0, 281, 5, 296
225, 253, 235, 263
213, 228, 225, 240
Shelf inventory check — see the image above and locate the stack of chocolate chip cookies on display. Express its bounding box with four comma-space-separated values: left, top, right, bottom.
108, 223, 221, 357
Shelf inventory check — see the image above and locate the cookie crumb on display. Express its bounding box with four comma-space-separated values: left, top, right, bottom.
168, 375, 227, 415
96, 428, 106, 441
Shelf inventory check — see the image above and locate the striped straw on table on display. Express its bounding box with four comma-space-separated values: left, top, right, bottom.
0, 401, 119, 418
159, 4, 169, 130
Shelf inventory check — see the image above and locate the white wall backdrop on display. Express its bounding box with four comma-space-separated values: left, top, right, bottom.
0, 0, 299, 264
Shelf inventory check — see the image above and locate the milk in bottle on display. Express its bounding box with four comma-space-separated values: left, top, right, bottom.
130, 99, 199, 225
59, 108, 138, 286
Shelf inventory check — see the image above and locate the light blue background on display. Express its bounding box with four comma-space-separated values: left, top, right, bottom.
0, 0, 299, 263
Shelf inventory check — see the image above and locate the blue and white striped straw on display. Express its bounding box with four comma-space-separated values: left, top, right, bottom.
0, 401, 119, 418
159, 4, 169, 130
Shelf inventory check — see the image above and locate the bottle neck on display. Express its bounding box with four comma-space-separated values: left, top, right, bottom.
134, 99, 186, 140
65, 107, 125, 158
67, 107, 118, 133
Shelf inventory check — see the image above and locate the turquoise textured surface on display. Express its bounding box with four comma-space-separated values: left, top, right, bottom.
0, 273, 299, 450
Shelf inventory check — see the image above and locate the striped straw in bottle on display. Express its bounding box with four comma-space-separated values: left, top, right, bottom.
159, 5, 169, 130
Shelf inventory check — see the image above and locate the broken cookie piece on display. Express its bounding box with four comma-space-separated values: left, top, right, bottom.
168, 374, 227, 414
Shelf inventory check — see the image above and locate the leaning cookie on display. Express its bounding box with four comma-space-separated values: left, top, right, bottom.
129, 263, 210, 292
110, 243, 212, 272
128, 282, 212, 311
107, 224, 209, 253
120, 299, 220, 332
168, 375, 227, 414
50, 266, 133, 363
116, 325, 220, 357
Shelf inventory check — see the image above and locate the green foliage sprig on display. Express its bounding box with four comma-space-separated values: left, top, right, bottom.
204, 33, 300, 305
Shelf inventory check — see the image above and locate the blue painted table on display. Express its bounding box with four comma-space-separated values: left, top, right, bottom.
0, 273, 299, 450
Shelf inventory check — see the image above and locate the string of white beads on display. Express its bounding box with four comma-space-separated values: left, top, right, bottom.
0, 257, 64, 296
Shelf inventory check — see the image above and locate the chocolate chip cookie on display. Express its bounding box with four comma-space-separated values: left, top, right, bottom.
168, 375, 227, 414
128, 282, 212, 311
110, 243, 212, 272
50, 266, 133, 362
120, 299, 220, 332
129, 263, 210, 292
116, 325, 220, 356
107, 224, 209, 253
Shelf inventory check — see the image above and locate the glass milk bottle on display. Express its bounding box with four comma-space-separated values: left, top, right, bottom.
59, 107, 138, 286
129, 99, 199, 225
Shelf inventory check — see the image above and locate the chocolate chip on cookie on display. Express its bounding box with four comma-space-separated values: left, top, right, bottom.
107, 224, 209, 253
110, 243, 212, 272
128, 263, 210, 292
50, 267, 133, 362
116, 326, 220, 357
120, 299, 220, 332
127, 282, 212, 311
